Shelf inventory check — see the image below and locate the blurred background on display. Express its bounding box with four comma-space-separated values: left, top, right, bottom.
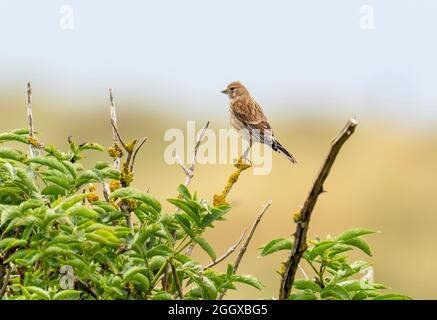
1, 0, 437, 299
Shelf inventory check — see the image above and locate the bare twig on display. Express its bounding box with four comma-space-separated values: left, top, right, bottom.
279, 118, 358, 300
130, 136, 148, 172
298, 264, 309, 280
26, 82, 36, 158
170, 262, 184, 299
76, 277, 98, 299
109, 88, 122, 170
179, 121, 210, 187
107, 89, 149, 230
218, 200, 272, 300
205, 229, 247, 269
111, 119, 127, 149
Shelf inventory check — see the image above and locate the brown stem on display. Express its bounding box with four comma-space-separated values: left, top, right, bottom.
170, 262, 183, 299
278, 118, 358, 300
218, 200, 271, 300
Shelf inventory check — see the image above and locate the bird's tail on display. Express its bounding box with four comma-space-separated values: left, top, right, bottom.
271, 139, 297, 164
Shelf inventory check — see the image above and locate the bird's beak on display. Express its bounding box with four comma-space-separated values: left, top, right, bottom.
221, 89, 228, 94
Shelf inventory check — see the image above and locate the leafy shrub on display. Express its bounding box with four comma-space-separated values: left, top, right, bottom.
0, 127, 410, 300
0, 129, 260, 300
261, 229, 411, 300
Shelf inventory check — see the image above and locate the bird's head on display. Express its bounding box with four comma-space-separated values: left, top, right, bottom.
221, 81, 249, 99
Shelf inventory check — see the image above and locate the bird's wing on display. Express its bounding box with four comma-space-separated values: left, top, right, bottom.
231, 97, 273, 144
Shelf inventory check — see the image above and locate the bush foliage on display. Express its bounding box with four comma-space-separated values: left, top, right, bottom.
0, 128, 410, 300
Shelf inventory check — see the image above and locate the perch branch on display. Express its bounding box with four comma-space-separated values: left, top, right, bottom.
205, 229, 247, 269
218, 200, 271, 300
278, 118, 358, 300
213, 158, 251, 207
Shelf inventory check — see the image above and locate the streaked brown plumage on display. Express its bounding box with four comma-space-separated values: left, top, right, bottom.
221, 81, 297, 163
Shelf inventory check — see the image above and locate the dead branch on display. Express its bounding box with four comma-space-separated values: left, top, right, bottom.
107, 89, 148, 230
109, 88, 122, 170
278, 118, 358, 300
26, 82, 36, 158
178, 121, 210, 187
218, 200, 272, 300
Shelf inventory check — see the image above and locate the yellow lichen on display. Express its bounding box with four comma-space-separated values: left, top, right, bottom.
125, 139, 137, 153
87, 193, 99, 203
109, 180, 121, 192
212, 157, 252, 207
278, 261, 287, 275
293, 210, 302, 223
213, 194, 229, 207
120, 167, 133, 187
27, 136, 41, 147
108, 143, 123, 159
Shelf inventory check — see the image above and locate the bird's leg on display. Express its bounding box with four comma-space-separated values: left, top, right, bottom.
235, 138, 252, 169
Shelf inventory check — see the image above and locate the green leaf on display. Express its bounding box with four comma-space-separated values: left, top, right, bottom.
42, 185, 66, 199
200, 276, 217, 300
168, 198, 201, 226
0, 132, 29, 144
110, 188, 161, 212
293, 280, 322, 293
288, 293, 318, 300
61, 160, 77, 180
373, 294, 412, 300
344, 237, 372, 256
27, 156, 68, 174
259, 238, 293, 256
76, 170, 100, 188
226, 264, 234, 278
231, 275, 263, 290
177, 184, 191, 200
336, 228, 377, 242
68, 206, 99, 219
147, 244, 174, 257
58, 194, 89, 210
128, 273, 150, 291
175, 214, 195, 237
194, 237, 216, 261
0, 238, 27, 250
202, 206, 230, 227
151, 292, 173, 300
78, 142, 104, 153
309, 241, 336, 260
321, 284, 350, 300
24, 286, 50, 300
0, 147, 26, 162
53, 290, 81, 300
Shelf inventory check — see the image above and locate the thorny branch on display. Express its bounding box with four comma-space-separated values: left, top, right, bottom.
278, 118, 358, 300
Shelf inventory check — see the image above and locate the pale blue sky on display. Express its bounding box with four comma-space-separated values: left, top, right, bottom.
1, 1, 436, 122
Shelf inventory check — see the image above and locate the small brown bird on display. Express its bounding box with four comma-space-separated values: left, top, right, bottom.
221, 81, 297, 163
